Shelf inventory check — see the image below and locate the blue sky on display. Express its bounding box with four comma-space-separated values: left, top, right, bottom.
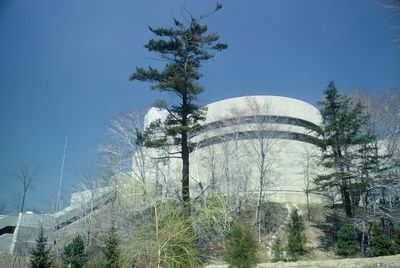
0, 0, 399, 212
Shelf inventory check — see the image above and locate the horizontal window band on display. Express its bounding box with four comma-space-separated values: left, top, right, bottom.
0, 226, 16, 235
191, 115, 322, 138
191, 130, 322, 149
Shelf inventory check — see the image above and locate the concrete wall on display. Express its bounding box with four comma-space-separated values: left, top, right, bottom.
146, 96, 326, 204
10, 213, 54, 256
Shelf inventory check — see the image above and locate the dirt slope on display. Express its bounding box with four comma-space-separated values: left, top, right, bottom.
205, 254, 400, 268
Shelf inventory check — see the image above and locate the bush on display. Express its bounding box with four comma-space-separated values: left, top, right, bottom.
271, 238, 286, 262
371, 223, 396, 257
29, 226, 54, 268
63, 235, 88, 268
287, 209, 306, 259
224, 221, 257, 268
123, 202, 202, 268
335, 220, 359, 257
192, 195, 230, 259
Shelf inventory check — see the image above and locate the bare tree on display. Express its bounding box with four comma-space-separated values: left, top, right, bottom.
11, 163, 38, 213
382, 0, 400, 44
97, 110, 145, 180
195, 97, 288, 242
200, 144, 220, 193
0, 199, 7, 214
299, 146, 320, 220
350, 90, 400, 190
224, 112, 251, 212
371, 92, 400, 230
190, 142, 210, 208
349, 89, 400, 253
194, 113, 252, 214
98, 109, 176, 200
237, 97, 287, 242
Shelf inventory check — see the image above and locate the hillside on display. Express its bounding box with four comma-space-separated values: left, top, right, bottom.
206, 203, 399, 267
206, 254, 400, 268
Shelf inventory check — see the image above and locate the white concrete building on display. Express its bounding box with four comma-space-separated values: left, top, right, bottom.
145, 95, 329, 204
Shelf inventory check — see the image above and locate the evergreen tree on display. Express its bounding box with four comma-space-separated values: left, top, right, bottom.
335, 220, 359, 257
129, 4, 227, 212
102, 222, 121, 268
271, 238, 285, 262
29, 226, 54, 268
316, 81, 371, 217
395, 224, 400, 253
63, 235, 88, 268
287, 209, 306, 259
224, 221, 257, 268
371, 223, 396, 257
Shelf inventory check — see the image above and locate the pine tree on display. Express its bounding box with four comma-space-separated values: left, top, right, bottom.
395, 224, 400, 253
129, 4, 227, 212
102, 222, 121, 268
29, 226, 54, 268
335, 220, 359, 257
371, 223, 396, 257
287, 209, 306, 259
271, 238, 285, 262
224, 221, 257, 268
62, 235, 88, 268
316, 81, 371, 217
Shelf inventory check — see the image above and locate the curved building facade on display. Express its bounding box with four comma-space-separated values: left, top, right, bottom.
187, 96, 327, 204
192, 95, 322, 147
144, 95, 329, 204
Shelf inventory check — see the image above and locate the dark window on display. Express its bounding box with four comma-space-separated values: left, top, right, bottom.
0, 226, 16, 235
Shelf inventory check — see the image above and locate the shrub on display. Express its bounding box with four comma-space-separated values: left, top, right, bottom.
335, 220, 359, 257
63, 235, 88, 268
224, 221, 257, 268
123, 202, 202, 268
371, 223, 396, 257
271, 238, 286, 262
287, 209, 306, 259
29, 226, 54, 268
192, 195, 230, 261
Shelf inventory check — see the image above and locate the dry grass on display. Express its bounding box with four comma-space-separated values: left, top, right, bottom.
205, 254, 400, 267
205, 204, 400, 267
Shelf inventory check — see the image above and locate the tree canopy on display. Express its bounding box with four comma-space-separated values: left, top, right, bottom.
316, 81, 372, 217
129, 4, 227, 211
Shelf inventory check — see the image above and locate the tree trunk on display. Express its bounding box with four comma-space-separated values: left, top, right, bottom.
182, 131, 190, 213
341, 180, 352, 217
154, 204, 161, 268
181, 93, 190, 214
361, 191, 369, 255
254, 157, 265, 243
343, 190, 352, 217
20, 192, 26, 213
235, 139, 241, 211
306, 191, 311, 221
